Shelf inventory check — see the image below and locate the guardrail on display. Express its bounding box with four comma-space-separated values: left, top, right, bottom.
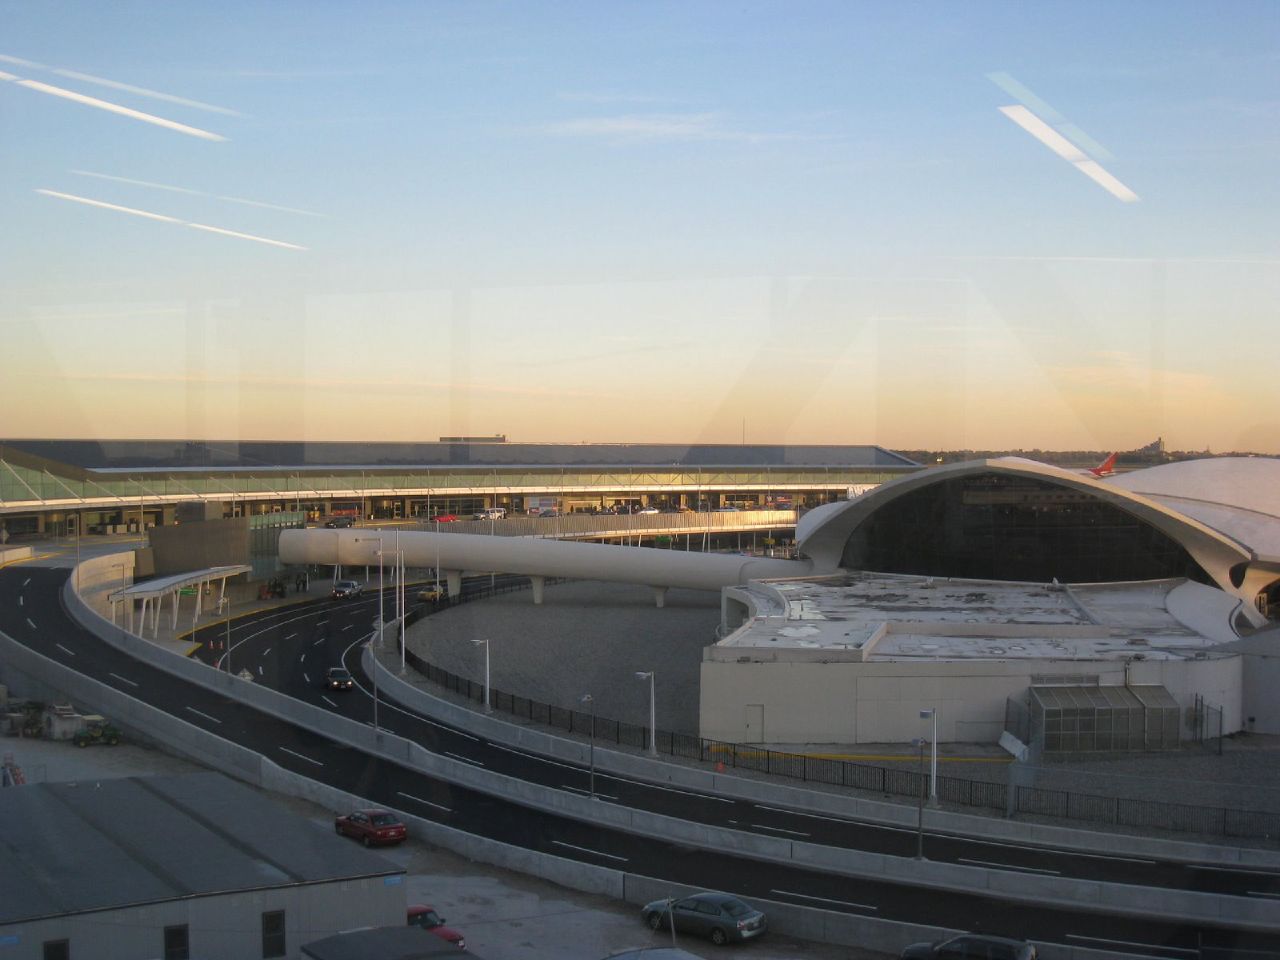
403, 580, 1280, 843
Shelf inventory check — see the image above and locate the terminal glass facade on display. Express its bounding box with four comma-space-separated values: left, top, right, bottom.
842, 473, 1209, 584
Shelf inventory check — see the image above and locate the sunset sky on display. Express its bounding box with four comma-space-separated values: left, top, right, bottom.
2, 2, 1276, 452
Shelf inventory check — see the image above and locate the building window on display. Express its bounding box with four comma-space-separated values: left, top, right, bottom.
262, 910, 286, 958
43, 942, 70, 960
164, 924, 190, 960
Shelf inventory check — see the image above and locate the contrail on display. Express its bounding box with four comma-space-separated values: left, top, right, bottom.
70, 170, 326, 217
37, 189, 306, 250
1, 70, 226, 141
0, 53, 242, 116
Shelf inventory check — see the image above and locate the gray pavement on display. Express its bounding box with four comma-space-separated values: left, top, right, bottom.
0, 736, 886, 960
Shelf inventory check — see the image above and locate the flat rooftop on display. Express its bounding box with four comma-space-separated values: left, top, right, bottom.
0, 772, 403, 925
720, 572, 1232, 662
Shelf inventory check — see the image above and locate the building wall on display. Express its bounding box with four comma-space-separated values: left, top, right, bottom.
1, 875, 404, 960
148, 517, 250, 576
698, 655, 1244, 746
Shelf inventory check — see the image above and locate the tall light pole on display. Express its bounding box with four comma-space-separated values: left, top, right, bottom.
580, 693, 596, 799
217, 596, 232, 675
369, 621, 380, 732
635, 671, 657, 757
378, 547, 407, 673
920, 707, 938, 805
355, 536, 384, 650
472, 638, 491, 712
912, 736, 926, 860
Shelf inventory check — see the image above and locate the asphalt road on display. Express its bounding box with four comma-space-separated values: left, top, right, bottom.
3, 567, 1277, 959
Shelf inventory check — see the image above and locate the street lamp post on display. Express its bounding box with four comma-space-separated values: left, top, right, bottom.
369, 621, 380, 732
913, 736, 926, 860
354, 536, 384, 650
920, 707, 938, 805
471, 638, 491, 712
217, 597, 232, 675
377, 547, 407, 673
580, 693, 596, 799
635, 671, 657, 757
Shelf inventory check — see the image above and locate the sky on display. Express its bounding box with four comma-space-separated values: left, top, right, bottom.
1, 1, 1277, 452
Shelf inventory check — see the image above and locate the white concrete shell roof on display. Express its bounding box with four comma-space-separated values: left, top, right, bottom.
796, 458, 1255, 597
1104, 457, 1280, 561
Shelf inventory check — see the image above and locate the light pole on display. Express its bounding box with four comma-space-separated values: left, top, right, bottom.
369, 622, 380, 732
471, 638, 491, 712
377, 547, 406, 673
912, 736, 926, 860
635, 671, 656, 757
217, 596, 232, 675
355, 536, 384, 650
580, 693, 596, 799
920, 707, 938, 805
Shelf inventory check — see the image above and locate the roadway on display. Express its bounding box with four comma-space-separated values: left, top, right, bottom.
3, 567, 1278, 959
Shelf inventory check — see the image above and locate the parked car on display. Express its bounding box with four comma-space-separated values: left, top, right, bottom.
638, 506, 659, 514
641, 892, 767, 945
324, 516, 355, 528
900, 935, 1038, 960
325, 667, 354, 691
473, 507, 506, 520
431, 514, 460, 523
407, 905, 466, 949
332, 579, 363, 599
334, 809, 406, 846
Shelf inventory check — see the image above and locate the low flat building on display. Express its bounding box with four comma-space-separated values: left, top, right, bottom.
0, 772, 405, 960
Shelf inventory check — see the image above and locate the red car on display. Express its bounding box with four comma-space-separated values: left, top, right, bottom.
407, 904, 466, 949
431, 514, 459, 523
334, 809, 406, 847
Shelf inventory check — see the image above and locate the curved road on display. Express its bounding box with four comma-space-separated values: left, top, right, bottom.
3, 567, 1277, 959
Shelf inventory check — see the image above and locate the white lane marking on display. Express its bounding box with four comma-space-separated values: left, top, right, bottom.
561, 784, 620, 801
771, 889, 877, 912
55, 642, 75, 656
1248, 890, 1280, 899
445, 751, 485, 768
636, 779, 733, 804
108, 672, 139, 688
26, 618, 37, 629
312, 637, 325, 647
261, 647, 271, 657
316, 619, 328, 626
185, 706, 221, 724
257, 665, 264, 676
303, 672, 311, 683
397, 790, 451, 814
1066, 934, 1196, 957
950, 832, 1159, 865
550, 839, 628, 863
22, 578, 30, 586
285, 632, 298, 639
279, 747, 324, 767
959, 858, 1060, 876
299, 653, 305, 663
17, 595, 22, 606
751, 823, 810, 837
755, 804, 855, 825
322, 695, 338, 708
342, 623, 354, 631
1190, 864, 1280, 876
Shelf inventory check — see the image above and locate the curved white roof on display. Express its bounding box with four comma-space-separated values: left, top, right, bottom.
1105, 458, 1280, 561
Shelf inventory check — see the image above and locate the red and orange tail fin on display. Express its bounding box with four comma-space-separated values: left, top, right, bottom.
1089, 452, 1118, 477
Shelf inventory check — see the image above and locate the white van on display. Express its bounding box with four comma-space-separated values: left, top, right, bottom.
474, 507, 507, 520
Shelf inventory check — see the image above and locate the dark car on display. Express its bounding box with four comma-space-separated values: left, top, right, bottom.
407, 904, 465, 949
323, 516, 355, 528
332, 579, 363, 599
900, 935, 1038, 960
334, 808, 406, 846
325, 667, 354, 691
641, 892, 766, 945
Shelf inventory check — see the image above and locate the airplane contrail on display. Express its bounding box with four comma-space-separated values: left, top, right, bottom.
0, 53, 242, 116
70, 170, 327, 217
0, 70, 226, 141
37, 189, 306, 250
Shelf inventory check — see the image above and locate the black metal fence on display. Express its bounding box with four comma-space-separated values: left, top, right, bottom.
399, 576, 1279, 842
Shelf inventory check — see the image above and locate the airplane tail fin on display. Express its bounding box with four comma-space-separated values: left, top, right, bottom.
1089, 452, 1118, 477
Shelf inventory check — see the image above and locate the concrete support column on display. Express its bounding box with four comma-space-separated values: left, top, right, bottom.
445, 570, 462, 597
531, 575, 545, 605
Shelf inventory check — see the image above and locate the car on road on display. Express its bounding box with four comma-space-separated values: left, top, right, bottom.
332, 579, 363, 599
323, 516, 355, 528
407, 904, 466, 949
431, 514, 460, 523
637, 506, 659, 514
334, 809, 407, 847
325, 667, 354, 691
900, 935, 1038, 960
417, 585, 444, 602
641, 892, 766, 945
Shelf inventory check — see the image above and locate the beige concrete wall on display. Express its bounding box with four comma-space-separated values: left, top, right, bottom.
699, 655, 1242, 746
